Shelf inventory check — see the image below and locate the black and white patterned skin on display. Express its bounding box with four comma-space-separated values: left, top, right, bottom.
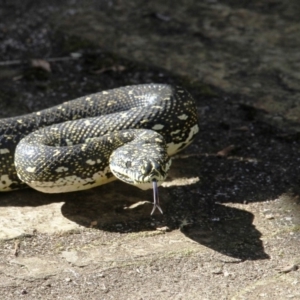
0, 84, 199, 193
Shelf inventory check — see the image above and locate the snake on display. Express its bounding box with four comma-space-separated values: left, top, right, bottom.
0, 84, 199, 214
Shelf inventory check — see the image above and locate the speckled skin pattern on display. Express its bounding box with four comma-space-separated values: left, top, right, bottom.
0, 84, 199, 192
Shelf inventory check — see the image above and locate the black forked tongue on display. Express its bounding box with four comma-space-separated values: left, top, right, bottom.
151, 180, 163, 215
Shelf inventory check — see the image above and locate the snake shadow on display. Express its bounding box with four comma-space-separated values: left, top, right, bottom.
179, 203, 270, 261
0, 151, 270, 261
61, 188, 269, 261
58, 162, 269, 260
59, 188, 269, 260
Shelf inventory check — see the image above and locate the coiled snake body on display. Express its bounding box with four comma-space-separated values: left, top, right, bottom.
0, 84, 198, 212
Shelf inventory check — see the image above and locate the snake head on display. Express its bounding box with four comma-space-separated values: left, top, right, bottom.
109, 130, 171, 190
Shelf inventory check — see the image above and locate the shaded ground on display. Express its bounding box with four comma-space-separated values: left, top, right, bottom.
0, 1, 300, 299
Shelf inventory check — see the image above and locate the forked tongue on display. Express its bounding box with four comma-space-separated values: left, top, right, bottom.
150, 180, 163, 215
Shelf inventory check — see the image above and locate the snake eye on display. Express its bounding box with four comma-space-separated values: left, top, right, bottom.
144, 161, 152, 175
125, 161, 132, 168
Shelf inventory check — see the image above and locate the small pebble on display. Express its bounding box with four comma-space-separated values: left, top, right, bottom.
265, 214, 274, 220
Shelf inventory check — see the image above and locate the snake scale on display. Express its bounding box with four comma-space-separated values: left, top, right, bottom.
0, 84, 199, 213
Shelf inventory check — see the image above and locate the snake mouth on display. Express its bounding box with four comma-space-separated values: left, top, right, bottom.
110, 170, 135, 184
110, 168, 163, 190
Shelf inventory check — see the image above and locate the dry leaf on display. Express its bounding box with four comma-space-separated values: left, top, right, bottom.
234, 126, 249, 131
156, 226, 170, 232
277, 264, 298, 273
31, 59, 51, 72
91, 65, 126, 74
14, 240, 21, 257
217, 145, 235, 157
125, 201, 150, 210
90, 220, 98, 228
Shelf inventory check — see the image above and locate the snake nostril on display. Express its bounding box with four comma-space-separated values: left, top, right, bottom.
125, 161, 132, 168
